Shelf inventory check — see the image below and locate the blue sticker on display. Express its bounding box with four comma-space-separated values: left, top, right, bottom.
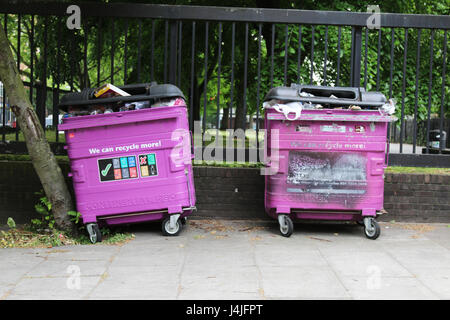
127, 156, 136, 167
120, 157, 128, 168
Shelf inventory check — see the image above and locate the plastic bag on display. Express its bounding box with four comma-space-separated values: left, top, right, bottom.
151, 97, 186, 108
379, 98, 396, 115
122, 101, 150, 111
263, 99, 303, 121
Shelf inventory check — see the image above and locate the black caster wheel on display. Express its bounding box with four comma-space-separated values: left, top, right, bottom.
162, 217, 182, 236
363, 218, 380, 240
86, 223, 102, 244
180, 217, 188, 225
279, 215, 294, 237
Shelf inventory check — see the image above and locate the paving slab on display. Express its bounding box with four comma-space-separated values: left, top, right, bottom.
0, 255, 45, 286
178, 266, 261, 300
259, 266, 350, 299
4, 276, 101, 300
88, 266, 180, 300
318, 250, 413, 277
339, 276, 438, 300
26, 259, 109, 278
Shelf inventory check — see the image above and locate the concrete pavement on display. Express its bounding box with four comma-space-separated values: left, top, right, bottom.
0, 219, 449, 300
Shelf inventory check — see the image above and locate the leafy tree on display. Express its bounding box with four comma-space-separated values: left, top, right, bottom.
0, 26, 76, 234
2, 0, 448, 138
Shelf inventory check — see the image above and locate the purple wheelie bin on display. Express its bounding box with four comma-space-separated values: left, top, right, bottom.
58, 83, 196, 243
263, 84, 396, 239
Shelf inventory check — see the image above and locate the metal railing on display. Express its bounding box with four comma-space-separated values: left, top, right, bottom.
0, 2, 449, 165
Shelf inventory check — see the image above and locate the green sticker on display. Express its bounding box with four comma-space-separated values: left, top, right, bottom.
101, 163, 112, 177
147, 154, 156, 165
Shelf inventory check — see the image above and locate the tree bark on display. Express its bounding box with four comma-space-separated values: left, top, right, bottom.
0, 26, 76, 234
220, 105, 230, 130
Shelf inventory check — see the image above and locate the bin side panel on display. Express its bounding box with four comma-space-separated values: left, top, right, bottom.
62, 106, 195, 224
264, 108, 388, 220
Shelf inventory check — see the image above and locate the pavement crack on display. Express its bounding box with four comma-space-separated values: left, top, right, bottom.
175, 231, 189, 300
383, 247, 441, 299
316, 246, 353, 300
249, 237, 265, 300
82, 244, 123, 300
0, 252, 48, 300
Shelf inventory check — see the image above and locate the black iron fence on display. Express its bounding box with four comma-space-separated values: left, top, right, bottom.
0, 2, 449, 165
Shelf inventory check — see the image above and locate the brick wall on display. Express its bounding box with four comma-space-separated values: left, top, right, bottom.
0, 161, 449, 224
383, 173, 450, 222
193, 166, 265, 219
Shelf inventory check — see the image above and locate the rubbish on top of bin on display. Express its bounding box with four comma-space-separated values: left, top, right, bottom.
151, 97, 186, 108
263, 84, 397, 122
264, 84, 387, 110
263, 99, 303, 121
379, 98, 396, 115
93, 83, 131, 98
122, 101, 150, 111
58, 83, 186, 117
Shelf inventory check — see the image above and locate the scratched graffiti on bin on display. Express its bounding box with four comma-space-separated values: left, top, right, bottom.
286, 151, 367, 205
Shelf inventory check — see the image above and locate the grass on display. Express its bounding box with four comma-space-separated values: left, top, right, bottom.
1, 153, 448, 174
0, 153, 69, 162
0, 225, 134, 248
385, 166, 450, 175
3, 130, 65, 143
3, 129, 265, 146
193, 160, 264, 168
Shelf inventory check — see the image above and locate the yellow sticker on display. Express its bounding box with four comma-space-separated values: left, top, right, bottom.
141, 166, 149, 177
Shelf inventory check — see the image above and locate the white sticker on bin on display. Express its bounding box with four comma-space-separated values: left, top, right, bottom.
320, 124, 346, 133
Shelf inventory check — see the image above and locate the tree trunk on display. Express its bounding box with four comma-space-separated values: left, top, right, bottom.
220, 105, 230, 130
0, 27, 76, 234
234, 75, 246, 131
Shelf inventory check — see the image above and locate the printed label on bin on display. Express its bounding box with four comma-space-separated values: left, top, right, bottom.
296, 125, 312, 133
139, 153, 158, 177
320, 124, 346, 133
98, 156, 138, 182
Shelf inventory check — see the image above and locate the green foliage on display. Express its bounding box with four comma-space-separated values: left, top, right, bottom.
0, 188, 134, 248
1, 196, 134, 248
7, 217, 16, 229
385, 166, 450, 175
2, 1, 448, 128
32, 192, 55, 230
193, 160, 263, 168
0, 153, 69, 162
67, 210, 82, 225
0, 226, 134, 248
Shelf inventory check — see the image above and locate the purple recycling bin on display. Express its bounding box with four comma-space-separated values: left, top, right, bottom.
263, 85, 396, 239
59, 103, 196, 242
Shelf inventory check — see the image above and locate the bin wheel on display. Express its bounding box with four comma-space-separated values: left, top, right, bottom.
181, 217, 188, 225
363, 218, 380, 240
86, 223, 102, 244
162, 217, 182, 236
279, 215, 294, 237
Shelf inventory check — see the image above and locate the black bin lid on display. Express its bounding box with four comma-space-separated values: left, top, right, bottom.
264, 84, 386, 108
58, 83, 185, 112
149, 84, 185, 100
